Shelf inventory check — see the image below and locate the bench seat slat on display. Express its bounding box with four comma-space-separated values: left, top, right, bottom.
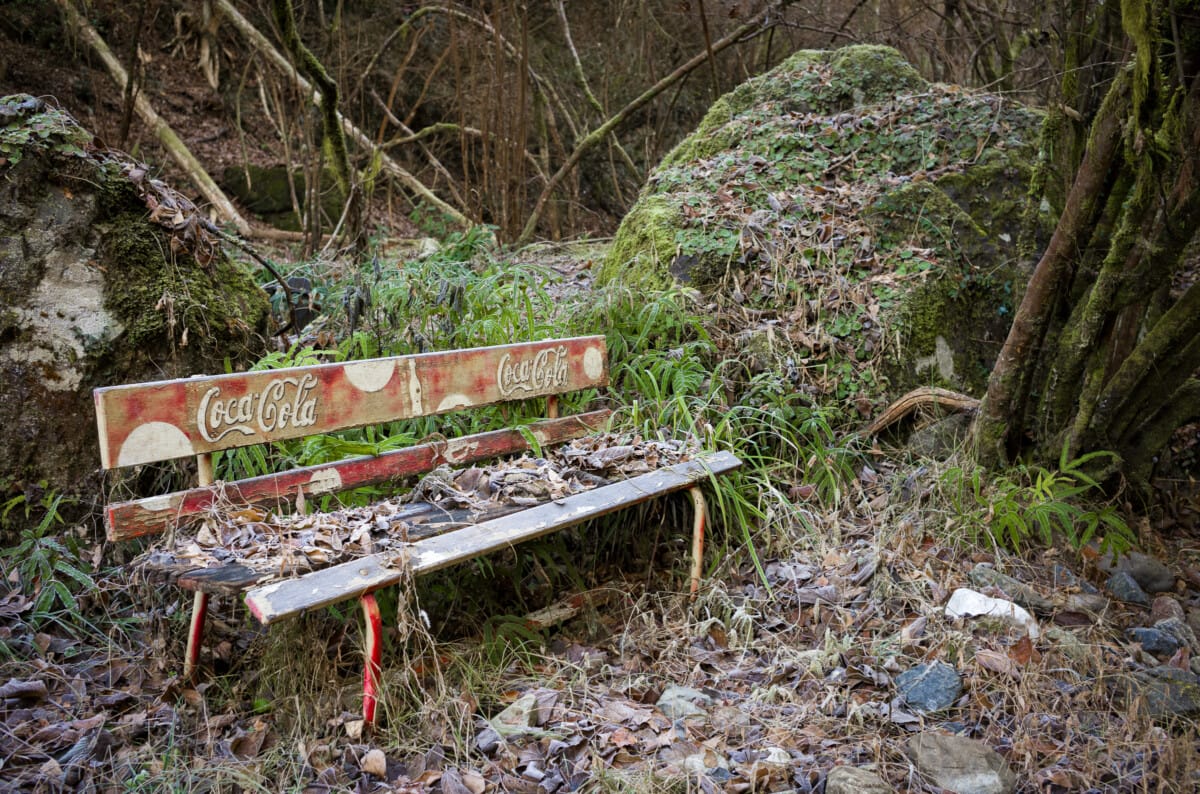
244, 451, 742, 625
96, 336, 607, 468
106, 411, 611, 541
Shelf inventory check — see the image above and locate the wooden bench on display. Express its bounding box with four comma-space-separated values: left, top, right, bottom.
94, 336, 740, 724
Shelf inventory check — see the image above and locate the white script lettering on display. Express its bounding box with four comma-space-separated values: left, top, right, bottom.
497, 345, 570, 397
197, 373, 319, 442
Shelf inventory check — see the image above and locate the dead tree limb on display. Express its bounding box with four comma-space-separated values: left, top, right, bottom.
515, 3, 780, 245
213, 0, 472, 229
54, 0, 252, 236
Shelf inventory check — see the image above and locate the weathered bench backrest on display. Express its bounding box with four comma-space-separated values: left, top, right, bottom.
96, 336, 608, 468
96, 336, 609, 540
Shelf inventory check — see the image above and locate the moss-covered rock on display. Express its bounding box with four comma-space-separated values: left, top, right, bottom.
220, 164, 345, 232
0, 96, 270, 508
603, 46, 1052, 404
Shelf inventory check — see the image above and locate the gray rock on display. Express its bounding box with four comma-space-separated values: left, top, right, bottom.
656, 685, 712, 719
1131, 666, 1200, 719
1106, 571, 1151, 606
1127, 627, 1184, 657
969, 563, 1055, 614
1097, 551, 1175, 594
908, 413, 971, 460
0, 113, 271, 502
896, 662, 962, 713
494, 693, 539, 728
1052, 563, 1099, 593
906, 733, 1017, 794
826, 765, 892, 794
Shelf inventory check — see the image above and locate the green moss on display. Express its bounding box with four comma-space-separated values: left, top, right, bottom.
825, 45, 924, 108
100, 211, 269, 357
599, 195, 679, 289
659, 94, 738, 168
220, 165, 344, 232
606, 43, 1046, 404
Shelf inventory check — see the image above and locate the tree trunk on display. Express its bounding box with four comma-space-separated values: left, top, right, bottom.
972, 0, 1200, 497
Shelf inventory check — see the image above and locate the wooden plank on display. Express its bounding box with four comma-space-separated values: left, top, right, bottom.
95, 336, 608, 468
244, 451, 742, 625
106, 411, 610, 541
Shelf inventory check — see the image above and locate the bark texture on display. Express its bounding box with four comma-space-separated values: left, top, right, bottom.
973, 0, 1200, 493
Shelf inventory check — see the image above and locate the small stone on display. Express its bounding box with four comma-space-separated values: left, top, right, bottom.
896, 661, 962, 713
1150, 596, 1185, 624
681, 745, 728, 775
906, 733, 1017, 794
1127, 627, 1184, 657
825, 765, 891, 794
1097, 551, 1175, 594
1051, 563, 1079, 589
945, 588, 1040, 638
361, 748, 388, 779
657, 685, 712, 720
494, 693, 539, 728
1106, 571, 1151, 606
758, 747, 791, 768
1044, 626, 1090, 664
1155, 617, 1200, 653
969, 563, 1055, 614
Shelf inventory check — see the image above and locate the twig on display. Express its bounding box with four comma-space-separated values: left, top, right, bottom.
203, 221, 299, 336
516, 2, 781, 245
213, 0, 472, 229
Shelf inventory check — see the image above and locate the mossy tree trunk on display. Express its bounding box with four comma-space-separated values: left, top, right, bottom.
272, 0, 362, 249
974, 0, 1200, 494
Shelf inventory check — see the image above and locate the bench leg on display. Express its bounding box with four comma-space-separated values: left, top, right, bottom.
183, 591, 209, 682
361, 592, 383, 727
687, 486, 708, 600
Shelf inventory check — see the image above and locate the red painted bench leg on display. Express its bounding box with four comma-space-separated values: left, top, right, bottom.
687, 486, 707, 600
183, 591, 209, 681
361, 592, 383, 726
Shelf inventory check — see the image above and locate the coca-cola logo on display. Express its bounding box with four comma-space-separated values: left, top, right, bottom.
197, 373, 319, 443
497, 345, 569, 397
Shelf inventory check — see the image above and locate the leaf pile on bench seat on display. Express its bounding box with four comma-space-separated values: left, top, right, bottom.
137, 434, 700, 587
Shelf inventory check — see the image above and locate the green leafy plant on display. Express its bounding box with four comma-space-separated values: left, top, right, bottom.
0, 493, 96, 624
939, 448, 1134, 554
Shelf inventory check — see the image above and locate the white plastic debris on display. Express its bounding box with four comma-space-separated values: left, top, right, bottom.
944, 588, 1040, 639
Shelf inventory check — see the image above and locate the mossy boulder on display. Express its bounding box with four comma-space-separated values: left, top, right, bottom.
603, 46, 1052, 403
220, 164, 346, 232
0, 96, 270, 506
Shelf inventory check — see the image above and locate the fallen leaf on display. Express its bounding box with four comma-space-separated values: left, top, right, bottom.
1008, 635, 1040, 665
608, 726, 639, 748
976, 649, 1022, 679
460, 769, 487, 794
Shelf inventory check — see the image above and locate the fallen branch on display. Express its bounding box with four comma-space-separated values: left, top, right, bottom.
213, 0, 472, 230
865, 387, 981, 436
54, 0, 252, 236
